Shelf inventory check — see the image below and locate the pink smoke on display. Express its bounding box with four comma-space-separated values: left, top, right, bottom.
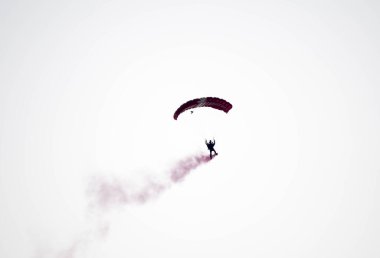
170, 154, 210, 182
34, 222, 109, 258
88, 153, 211, 209
37, 154, 211, 258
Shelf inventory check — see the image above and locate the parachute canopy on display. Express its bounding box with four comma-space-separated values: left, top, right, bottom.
173, 97, 233, 120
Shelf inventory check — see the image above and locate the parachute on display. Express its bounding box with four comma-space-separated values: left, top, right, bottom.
173, 97, 232, 120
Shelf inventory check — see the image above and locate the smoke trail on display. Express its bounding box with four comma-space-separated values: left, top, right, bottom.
34, 221, 109, 258
88, 153, 211, 209
170, 154, 210, 182
36, 153, 211, 258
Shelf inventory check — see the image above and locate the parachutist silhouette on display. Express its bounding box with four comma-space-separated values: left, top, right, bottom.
205, 139, 218, 159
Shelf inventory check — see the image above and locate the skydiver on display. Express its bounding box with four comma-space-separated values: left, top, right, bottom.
205, 139, 218, 159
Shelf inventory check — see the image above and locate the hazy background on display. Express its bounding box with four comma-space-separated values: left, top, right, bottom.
1, 1, 379, 257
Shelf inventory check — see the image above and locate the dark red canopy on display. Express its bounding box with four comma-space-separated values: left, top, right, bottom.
173, 97, 233, 120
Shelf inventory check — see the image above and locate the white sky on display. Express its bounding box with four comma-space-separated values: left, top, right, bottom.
1, 1, 380, 257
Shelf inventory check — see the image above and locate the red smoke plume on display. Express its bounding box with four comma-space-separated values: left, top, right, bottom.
39, 154, 211, 258
170, 154, 210, 182
88, 153, 211, 209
